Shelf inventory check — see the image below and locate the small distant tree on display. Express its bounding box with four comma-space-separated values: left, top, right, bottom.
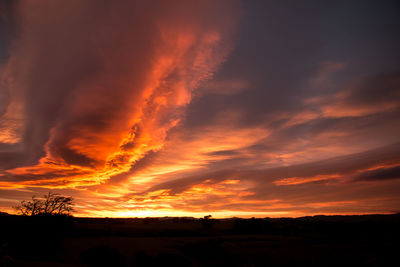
14, 192, 73, 216
200, 214, 215, 230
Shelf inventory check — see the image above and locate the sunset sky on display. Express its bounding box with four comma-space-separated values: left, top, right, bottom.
0, 0, 399, 218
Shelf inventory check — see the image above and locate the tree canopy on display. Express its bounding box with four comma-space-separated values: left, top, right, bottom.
14, 192, 73, 216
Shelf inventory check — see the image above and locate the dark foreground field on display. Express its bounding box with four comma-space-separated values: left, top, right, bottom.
1, 213, 399, 267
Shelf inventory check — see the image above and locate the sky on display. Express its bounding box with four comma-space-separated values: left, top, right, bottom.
0, 0, 399, 218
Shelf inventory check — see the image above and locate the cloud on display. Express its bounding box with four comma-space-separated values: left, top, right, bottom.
137, 142, 400, 196
111, 142, 400, 217
1, 1, 400, 217
353, 165, 400, 182
0, 0, 240, 186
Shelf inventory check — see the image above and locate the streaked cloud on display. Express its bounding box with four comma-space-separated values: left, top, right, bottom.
0, 0, 399, 217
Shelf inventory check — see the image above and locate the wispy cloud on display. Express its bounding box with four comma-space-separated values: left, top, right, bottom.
1, 0, 399, 217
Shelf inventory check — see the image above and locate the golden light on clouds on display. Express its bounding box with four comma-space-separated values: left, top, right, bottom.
1, 0, 399, 218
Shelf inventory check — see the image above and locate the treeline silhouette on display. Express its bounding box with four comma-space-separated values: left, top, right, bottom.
1, 213, 399, 266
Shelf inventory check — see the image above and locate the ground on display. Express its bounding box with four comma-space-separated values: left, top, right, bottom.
0, 214, 399, 266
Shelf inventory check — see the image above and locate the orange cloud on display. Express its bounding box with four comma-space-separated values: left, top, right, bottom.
0, 0, 240, 189
1, 1, 399, 218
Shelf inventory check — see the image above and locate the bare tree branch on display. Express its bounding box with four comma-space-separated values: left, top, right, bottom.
14, 192, 74, 216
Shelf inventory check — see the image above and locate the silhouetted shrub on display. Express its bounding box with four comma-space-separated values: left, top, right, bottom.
200, 215, 216, 230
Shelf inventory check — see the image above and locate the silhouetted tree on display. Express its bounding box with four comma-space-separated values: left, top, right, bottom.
14, 192, 73, 216
200, 214, 215, 230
